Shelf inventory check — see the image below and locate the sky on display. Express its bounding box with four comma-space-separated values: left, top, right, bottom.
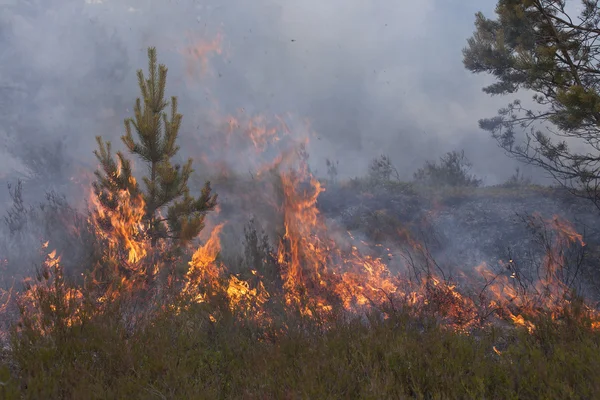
0, 0, 550, 198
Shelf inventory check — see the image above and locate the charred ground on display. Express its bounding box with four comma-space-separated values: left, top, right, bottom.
1, 174, 600, 399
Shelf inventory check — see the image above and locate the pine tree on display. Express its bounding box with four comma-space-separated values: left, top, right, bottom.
463, 0, 600, 207
93, 47, 217, 252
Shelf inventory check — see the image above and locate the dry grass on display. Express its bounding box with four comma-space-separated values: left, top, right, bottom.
1, 294, 599, 400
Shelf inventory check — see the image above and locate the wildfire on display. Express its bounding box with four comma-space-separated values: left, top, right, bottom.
18, 243, 84, 336
182, 32, 223, 80
184, 223, 225, 302
89, 175, 148, 266
4, 32, 599, 344
7, 135, 600, 341
181, 223, 270, 320
469, 213, 598, 333
81, 116, 600, 333
226, 275, 270, 315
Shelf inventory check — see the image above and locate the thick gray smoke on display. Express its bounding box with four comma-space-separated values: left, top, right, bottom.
0, 0, 597, 306
0, 0, 547, 206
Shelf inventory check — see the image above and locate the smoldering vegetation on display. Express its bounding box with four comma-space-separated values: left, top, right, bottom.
1, 150, 600, 399
2, 150, 599, 301
1, 0, 600, 399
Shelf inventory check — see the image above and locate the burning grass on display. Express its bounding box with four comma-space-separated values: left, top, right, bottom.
2, 129, 600, 398
1, 48, 600, 398
1, 164, 599, 398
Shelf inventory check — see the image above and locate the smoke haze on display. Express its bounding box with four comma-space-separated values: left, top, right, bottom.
0, 0, 546, 206
1, 0, 600, 349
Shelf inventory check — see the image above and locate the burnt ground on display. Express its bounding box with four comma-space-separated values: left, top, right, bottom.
2, 174, 600, 300
318, 181, 600, 299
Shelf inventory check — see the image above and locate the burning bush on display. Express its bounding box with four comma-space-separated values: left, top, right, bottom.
4, 47, 598, 340
90, 47, 218, 294
0, 43, 599, 399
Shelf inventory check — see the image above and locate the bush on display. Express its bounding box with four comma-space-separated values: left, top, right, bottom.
0, 180, 97, 286
414, 150, 482, 188
325, 158, 339, 186
368, 154, 400, 183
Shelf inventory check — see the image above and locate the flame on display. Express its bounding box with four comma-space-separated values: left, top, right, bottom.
5, 33, 599, 342
196, 110, 296, 179
226, 275, 270, 315
182, 127, 599, 331
89, 176, 148, 266
185, 223, 225, 300
277, 169, 328, 313
468, 214, 598, 332
9, 145, 600, 340
182, 32, 223, 80
182, 223, 270, 319
17, 244, 84, 336
10, 123, 599, 338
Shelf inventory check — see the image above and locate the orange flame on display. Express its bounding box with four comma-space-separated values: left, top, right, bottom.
89, 176, 148, 265
7, 34, 600, 339
182, 32, 223, 80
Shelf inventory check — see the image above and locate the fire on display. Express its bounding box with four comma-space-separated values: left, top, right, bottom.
5, 32, 599, 344
9, 134, 600, 340
89, 175, 148, 266
178, 105, 600, 330
277, 169, 328, 313
184, 223, 225, 302
226, 275, 270, 315
195, 109, 296, 179
182, 223, 270, 319
17, 243, 84, 336
240, 114, 289, 152
182, 32, 223, 80
469, 213, 598, 332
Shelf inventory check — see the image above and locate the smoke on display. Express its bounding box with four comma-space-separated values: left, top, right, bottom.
0, 0, 545, 208
0, 0, 597, 324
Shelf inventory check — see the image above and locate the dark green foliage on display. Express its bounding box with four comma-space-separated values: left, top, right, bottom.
414, 150, 482, 187
463, 0, 600, 208
93, 47, 217, 249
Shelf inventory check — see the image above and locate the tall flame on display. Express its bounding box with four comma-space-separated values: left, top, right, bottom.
5, 32, 599, 343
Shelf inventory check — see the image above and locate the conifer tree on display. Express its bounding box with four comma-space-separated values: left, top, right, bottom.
93, 47, 217, 251
463, 0, 600, 208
